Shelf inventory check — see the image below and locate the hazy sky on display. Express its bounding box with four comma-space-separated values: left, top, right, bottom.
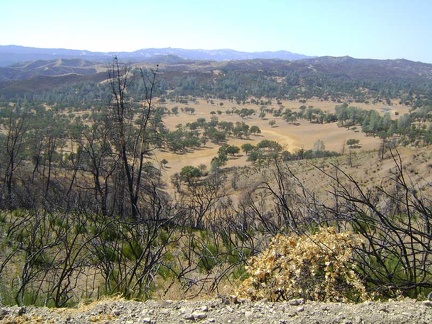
2, 0, 432, 63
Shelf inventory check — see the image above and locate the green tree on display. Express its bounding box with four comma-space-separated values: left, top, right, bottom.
249, 125, 261, 135
225, 145, 240, 156
346, 139, 360, 148
241, 143, 255, 155
397, 114, 411, 134
257, 139, 282, 152
247, 150, 262, 162
217, 151, 228, 166
180, 165, 202, 183
171, 106, 179, 115
161, 159, 168, 168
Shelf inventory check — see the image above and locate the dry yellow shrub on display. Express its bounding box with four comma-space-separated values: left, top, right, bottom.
237, 227, 367, 302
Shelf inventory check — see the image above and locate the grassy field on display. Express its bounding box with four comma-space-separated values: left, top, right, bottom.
154, 98, 406, 182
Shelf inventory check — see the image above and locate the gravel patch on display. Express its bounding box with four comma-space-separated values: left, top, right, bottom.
1, 298, 432, 323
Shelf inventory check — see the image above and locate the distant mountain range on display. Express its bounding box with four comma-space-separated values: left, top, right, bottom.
0, 45, 311, 67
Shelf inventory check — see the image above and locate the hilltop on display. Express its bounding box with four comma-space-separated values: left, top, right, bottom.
0, 45, 311, 67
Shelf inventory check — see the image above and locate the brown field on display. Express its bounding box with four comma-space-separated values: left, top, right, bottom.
153, 98, 407, 182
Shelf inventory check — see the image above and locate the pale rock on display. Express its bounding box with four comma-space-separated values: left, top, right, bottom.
192, 311, 208, 319
244, 310, 254, 318
423, 300, 432, 307
112, 309, 121, 316
289, 298, 305, 306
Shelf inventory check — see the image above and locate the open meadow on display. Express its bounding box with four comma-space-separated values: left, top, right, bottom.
154, 98, 407, 182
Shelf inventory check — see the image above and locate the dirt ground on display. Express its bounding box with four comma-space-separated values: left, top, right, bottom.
2, 297, 432, 323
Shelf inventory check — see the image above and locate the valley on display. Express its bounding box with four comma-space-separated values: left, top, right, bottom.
0, 53, 432, 310
155, 97, 394, 182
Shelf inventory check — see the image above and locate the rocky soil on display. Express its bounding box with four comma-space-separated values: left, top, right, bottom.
1, 297, 432, 323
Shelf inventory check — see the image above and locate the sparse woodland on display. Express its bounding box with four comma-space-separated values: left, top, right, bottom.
1, 57, 432, 307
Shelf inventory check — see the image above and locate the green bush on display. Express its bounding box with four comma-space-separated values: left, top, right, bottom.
197, 243, 219, 273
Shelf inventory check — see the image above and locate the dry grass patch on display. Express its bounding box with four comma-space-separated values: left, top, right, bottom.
155, 98, 384, 184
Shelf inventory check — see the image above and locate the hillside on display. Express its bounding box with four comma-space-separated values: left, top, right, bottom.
1, 49, 432, 309
1, 55, 432, 107
3, 55, 432, 81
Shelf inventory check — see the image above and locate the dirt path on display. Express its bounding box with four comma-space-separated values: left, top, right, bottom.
2, 298, 431, 323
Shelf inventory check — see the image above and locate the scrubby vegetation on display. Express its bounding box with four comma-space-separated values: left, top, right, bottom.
1, 57, 432, 307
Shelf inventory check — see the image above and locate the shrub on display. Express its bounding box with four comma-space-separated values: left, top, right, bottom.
237, 227, 367, 302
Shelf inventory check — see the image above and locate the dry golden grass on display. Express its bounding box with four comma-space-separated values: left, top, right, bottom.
154, 98, 398, 183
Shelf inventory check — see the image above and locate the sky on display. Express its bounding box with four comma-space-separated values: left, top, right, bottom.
2, 0, 432, 63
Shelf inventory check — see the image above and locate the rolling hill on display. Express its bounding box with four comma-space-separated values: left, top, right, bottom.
1, 54, 431, 104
